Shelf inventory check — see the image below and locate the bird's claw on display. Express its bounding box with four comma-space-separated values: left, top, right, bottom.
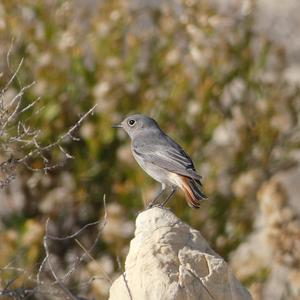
146, 202, 158, 209
146, 203, 171, 210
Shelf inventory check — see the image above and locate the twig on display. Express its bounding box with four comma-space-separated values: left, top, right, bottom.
43, 219, 80, 300
0, 47, 98, 188
0, 253, 38, 299
0, 286, 35, 298
75, 238, 112, 285
47, 220, 103, 241
0, 81, 36, 136
117, 256, 133, 300
37, 195, 108, 299
1, 58, 23, 95
59, 195, 108, 283
16, 104, 97, 164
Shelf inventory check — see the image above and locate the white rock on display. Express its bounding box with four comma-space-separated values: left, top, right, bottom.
108, 207, 252, 300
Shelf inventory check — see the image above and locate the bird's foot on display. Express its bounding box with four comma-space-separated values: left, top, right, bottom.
146, 202, 171, 210
146, 202, 158, 209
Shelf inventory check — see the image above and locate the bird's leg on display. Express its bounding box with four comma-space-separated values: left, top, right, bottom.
159, 187, 177, 208
147, 184, 166, 208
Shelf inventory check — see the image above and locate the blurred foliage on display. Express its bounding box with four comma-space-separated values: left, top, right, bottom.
0, 0, 299, 299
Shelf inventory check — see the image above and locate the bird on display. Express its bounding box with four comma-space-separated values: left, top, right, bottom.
113, 114, 207, 208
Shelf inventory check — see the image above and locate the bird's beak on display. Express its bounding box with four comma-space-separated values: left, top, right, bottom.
112, 124, 123, 128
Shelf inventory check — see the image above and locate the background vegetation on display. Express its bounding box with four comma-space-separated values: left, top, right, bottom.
0, 0, 299, 299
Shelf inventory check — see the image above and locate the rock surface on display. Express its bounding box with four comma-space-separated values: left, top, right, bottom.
108, 207, 252, 300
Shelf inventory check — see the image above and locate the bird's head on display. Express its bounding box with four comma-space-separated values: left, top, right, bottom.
113, 114, 160, 139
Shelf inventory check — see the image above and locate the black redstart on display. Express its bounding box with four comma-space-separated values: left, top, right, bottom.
113, 114, 207, 208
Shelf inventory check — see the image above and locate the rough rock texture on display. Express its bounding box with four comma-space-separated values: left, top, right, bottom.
108, 207, 252, 300
230, 166, 300, 300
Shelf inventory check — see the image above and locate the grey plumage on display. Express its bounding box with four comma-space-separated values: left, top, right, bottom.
114, 114, 207, 208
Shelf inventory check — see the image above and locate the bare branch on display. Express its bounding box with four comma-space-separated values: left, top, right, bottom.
53, 195, 108, 284
35, 195, 108, 299
43, 219, 80, 300
75, 237, 112, 285
0, 286, 35, 299
1, 58, 24, 95
117, 256, 133, 300
44, 195, 107, 242
16, 104, 98, 164
0, 47, 98, 188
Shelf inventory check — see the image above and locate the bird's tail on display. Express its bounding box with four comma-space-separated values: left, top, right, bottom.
181, 176, 207, 208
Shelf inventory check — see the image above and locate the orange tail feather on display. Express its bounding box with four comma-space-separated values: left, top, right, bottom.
181, 176, 206, 208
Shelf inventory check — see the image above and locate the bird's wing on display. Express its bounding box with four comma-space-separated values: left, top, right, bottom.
132, 141, 202, 181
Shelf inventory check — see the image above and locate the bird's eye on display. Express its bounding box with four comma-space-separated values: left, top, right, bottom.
128, 119, 135, 126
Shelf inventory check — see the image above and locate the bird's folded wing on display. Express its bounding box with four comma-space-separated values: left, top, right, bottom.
133, 144, 202, 181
